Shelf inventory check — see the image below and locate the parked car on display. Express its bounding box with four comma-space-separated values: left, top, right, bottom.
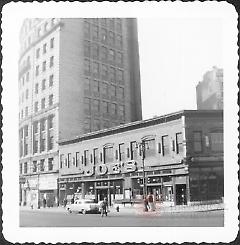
66, 199, 100, 214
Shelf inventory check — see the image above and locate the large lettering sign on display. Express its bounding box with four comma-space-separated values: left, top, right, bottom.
77, 160, 137, 177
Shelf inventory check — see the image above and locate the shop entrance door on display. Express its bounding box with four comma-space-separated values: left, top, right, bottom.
97, 189, 108, 202
176, 184, 187, 205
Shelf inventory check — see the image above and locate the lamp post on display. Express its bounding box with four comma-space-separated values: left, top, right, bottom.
136, 140, 149, 199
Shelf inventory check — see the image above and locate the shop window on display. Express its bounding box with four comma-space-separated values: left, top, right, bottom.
104, 146, 114, 163
40, 159, 45, 171
176, 132, 183, 154
193, 131, 202, 152
210, 131, 223, 152
48, 158, 53, 171
84, 150, 89, 165
67, 153, 72, 168
162, 135, 170, 156
119, 143, 125, 161
130, 141, 138, 160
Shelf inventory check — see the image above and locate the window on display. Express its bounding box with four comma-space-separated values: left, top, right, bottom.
93, 119, 101, 131
48, 115, 54, 129
119, 143, 125, 161
42, 79, 46, 90
162, 135, 170, 156
116, 52, 123, 66
101, 46, 108, 61
110, 85, 117, 98
84, 41, 91, 57
40, 159, 45, 171
60, 154, 64, 168
35, 65, 39, 76
101, 28, 107, 43
130, 141, 138, 160
25, 106, 28, 117
116, 20, 122, 33
43, 43, 47, 54
50, 56, 54, 67
111, 103, 117, 116
24, 162, 28, 174
49, 74, 54, 87
193, 131, 202, 152
109, 49, 115, 63
116, 35, 123, 48
50, 38, 54, 49
40, 119, 46, 131
33, 121, 38, 134
84, 78, 91, 92
42, 61, 46, 72
102, 83, 108, 96
84, 98, 91, 114
92, 43, 99, 59
116, 69, 124, 83
93, 80, 100, 93
102, 64, 108, 79
104, 146, 114, 163
20, 163, 23, 174
33, 161, 37, 172
26, 72, 29, 82
84, 21, 90, 38
93, 99, 100, 113
176, 132, 183, 154
93, 62, 100, 77
36, 48, 40, 59
33, 138, 38, 154
93, 148, 99, 164
145, 139, 156, 157
48, 158, 53, 171
67, 153, 72, 168
119, 105, 124, 118
84, 118, 91, 133
92, 25, 99, 41
84, 59, 91, 75
84, 150, 89, 165
118, 87, 124, 100
109, 31, 115, 45
48, 136, 54, 150
210, 131, 223, 152
102, 101, 108, 114
109, 67, 116, 82
49, 94, 53, 106
34, 101, 38, 113
76, 152, 80, 167
41, 98, 46, 109
109, 18, 114, 30
35, 83, 39, 94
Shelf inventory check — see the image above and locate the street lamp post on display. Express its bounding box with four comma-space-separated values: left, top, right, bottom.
136, 140, 149, 199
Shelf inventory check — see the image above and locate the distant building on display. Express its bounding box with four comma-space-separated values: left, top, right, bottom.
196, 66, 223, 110
18, 18, 142, 207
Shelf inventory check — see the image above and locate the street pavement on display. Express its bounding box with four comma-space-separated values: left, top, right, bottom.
19, 204, 224, 227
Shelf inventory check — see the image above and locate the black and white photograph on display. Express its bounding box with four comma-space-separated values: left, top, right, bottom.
1, 2, 238, 244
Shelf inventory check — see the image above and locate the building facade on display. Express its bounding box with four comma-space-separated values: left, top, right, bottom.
18, 18, 142, 207
58, 110, 223, 206
196, 66, 223, 110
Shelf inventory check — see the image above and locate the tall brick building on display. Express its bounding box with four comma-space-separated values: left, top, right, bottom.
18, 18, 142, 207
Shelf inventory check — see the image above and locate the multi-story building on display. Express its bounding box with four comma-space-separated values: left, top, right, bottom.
58, 110, 223, 206
196, 66, 223, 110
18, 18, 142, 207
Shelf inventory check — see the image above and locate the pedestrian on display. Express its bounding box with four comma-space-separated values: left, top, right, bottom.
63, 198, 67, 207
148, 193, 155, 211
144, 197, 149, 212
71, 194, 75, 204
100, 197, 108, 217
43, 198, 47, 208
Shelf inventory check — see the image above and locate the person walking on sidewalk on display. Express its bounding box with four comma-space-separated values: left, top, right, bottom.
148, 193, 155, 211
144, 197, 149, 212
100, 197, 108, 217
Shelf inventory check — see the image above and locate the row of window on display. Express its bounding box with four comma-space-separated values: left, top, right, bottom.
84, 41, 123, 66
84, 98, 125, 117
84, 118, 124, 133
20, 158, 54, 174
84, 20, 123, 45
36, 38, 54, 59
84, 18, 123, 32
60, 135, 183, 169
84, 59, 124, 83
35, 56, 54, 76
34, 94, 54, 113
84, 78, 124, 100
